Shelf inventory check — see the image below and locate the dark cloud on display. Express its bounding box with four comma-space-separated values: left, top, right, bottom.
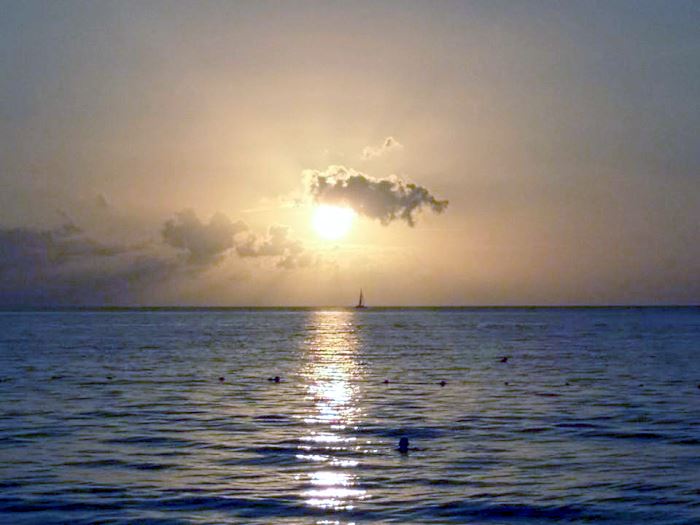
305, 165, 448, 226
162, 209, 248, 265
0, 223, 174, 306
162, 210, 313, 269
362, 136, 403, 159
0, 209, 314, 305
0, 222, 128, 268
236, 224, 312, 269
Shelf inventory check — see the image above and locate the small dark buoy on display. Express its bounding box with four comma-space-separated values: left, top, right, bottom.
697, 384, 700, 389
273, 376, 280, 383
439, 380, 447, 387
500, 356, 509, 363
383, 379, 390, 384
398, 437, 409, 453
106, 375, 113, 380
218, 376, 225, 382
504, 381, 509, 386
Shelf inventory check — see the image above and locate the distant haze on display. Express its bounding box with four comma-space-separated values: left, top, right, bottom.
1, 1, 698, 306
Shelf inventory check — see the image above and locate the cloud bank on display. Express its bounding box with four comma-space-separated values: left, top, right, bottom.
0, 223, 174, 305
162, 210, 312, 269
305, 165, 448, 226
362, 136, 403, 159
236, 224, 312, 269
0, 208, 314, 306
162, 209, 248, 265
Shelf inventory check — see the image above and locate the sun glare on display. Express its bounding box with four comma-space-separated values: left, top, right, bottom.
313, 205, 355, 240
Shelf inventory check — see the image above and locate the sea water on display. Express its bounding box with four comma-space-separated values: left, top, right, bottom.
0, 307, 698, 524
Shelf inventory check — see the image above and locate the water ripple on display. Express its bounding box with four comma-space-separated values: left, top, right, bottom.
0, 307, 698, 524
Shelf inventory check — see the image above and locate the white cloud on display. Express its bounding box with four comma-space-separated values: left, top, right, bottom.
362, 136, 403, 160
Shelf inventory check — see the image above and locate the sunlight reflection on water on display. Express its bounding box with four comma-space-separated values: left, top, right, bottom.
2, 309, 699, 524
298, 310, 368, 511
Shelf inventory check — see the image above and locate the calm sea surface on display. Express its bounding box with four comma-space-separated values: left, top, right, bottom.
0, 307, 699, 524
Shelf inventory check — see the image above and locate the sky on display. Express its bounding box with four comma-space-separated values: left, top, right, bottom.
0, 0, 698, 306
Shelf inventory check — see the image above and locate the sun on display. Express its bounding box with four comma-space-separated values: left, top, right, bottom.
313, 205, 355, 240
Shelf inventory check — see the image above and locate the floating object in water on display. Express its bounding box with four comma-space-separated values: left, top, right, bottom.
218, 376, 225, 382
500, 356, 509, 363
274, 376, 280, 383
106, 375, 113, 380
383, 379, 390, 384
439, 380, 447, 387
398, 437, 409, 453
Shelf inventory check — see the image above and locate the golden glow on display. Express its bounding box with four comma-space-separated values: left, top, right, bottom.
296, 310, 370, 511
312, 205, 355, 240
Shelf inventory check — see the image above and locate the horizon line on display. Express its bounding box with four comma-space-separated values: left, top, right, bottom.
0, 304, 698, 311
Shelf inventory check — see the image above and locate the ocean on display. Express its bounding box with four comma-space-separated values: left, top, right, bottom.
0, 307, 698, 524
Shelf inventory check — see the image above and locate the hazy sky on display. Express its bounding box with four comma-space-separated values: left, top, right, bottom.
1, 0, 698, 306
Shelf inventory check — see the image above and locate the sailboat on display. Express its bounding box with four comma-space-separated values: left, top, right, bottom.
355, 289, 367, 309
